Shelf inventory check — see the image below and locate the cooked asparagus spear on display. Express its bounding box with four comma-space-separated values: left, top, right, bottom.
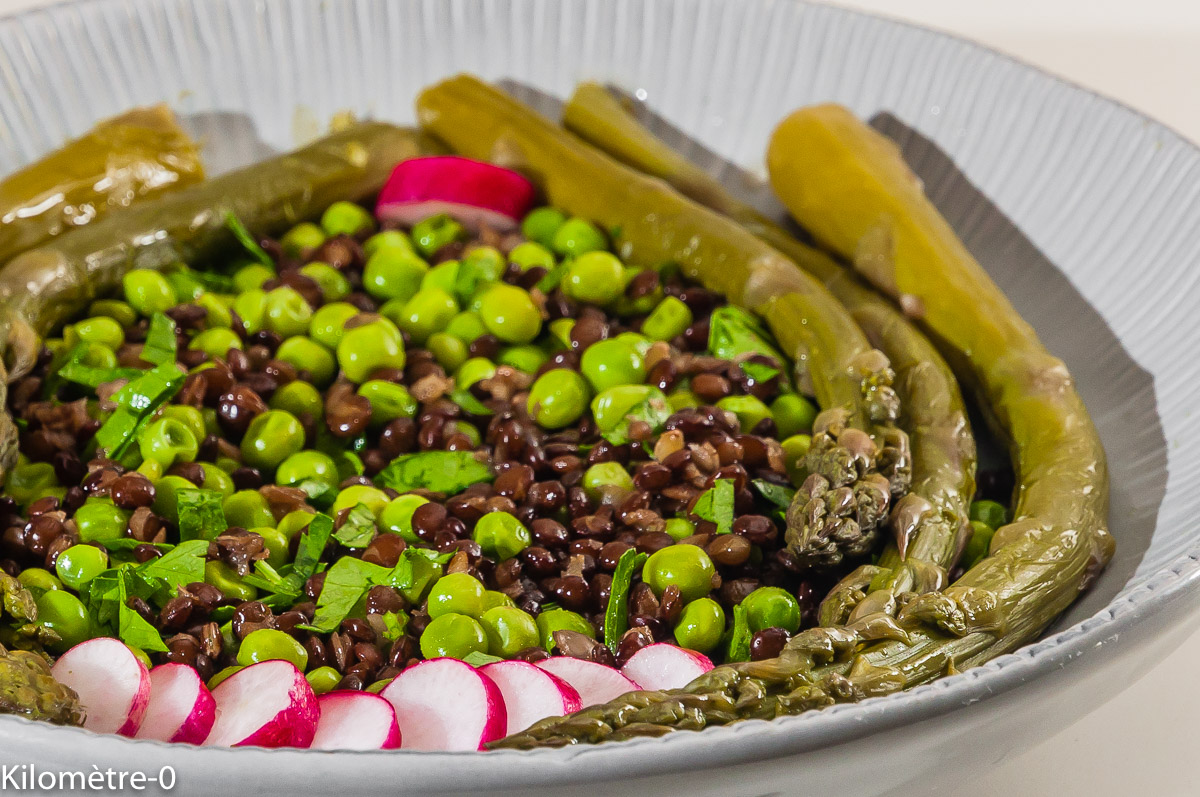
0, 105, 204, 263
417, 75, 909, 568
492, 102, 1110, 749
563, 84, 974, 615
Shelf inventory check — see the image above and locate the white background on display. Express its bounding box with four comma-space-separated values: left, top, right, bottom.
1, 0, 1199, 793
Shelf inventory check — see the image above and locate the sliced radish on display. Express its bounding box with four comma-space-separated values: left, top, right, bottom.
310, 691, 400, 751
51, 637, 150, 736
203, 660, 318, 748
134, 663, 216, 744
620, 644, 714, 691
375, 156, 536, 231
380, 658, 505, 751
535, 657, 640, 708
480, 660, 582, 735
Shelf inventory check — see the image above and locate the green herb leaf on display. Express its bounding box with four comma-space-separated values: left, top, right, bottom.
176, 488, 227, 542
600, 387, 672, 446
375, 451, 493, 495
740, 360, 781, 385
141, 313, 179, 366
291, 514, 334, 586
708, 306, 791, 390
726, 604, 751, 663
294, 478, 337, 509
57, 361, 140, 391
332, 503, 376, 549
302, 557, 391, 633
138, 540, 209, 593
93, 362, 186, 458
381, 611, 408, 643
463, 651, 503, 668
751, 479, 795, 510
448, 388, 493, 417
225, 212, 272, 266
692, 478, 735, 535
536, 262, 567, 293
118, 573, 169, 653
604, 548, 649, 651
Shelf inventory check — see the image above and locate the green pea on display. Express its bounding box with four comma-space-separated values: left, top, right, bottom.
159, 406, 206, 448
580, 338, 646, 392
363, 230, 414, 259
68, 316, 125, 350
741, 586, 801, 634
411, 214, 465, 258
452, 358, 495, 391
497, 344, 547, 374
188, 328, 243, 359
395, 287, 459, 344
88, 299, 138, 329
716, 395, 773, 433
673, 597, 725, 653
205, 560, 258, 601
482, 590, 516, 611
320, 200, 375, 237
70, 341, 117, 372
240, 410, 305, 471
36, 590, 90, 653
462, 246, 505, 279
363, 248, 429, 303
442, 311, 486, 344
642, 296, 694, 341
551, 217, 607, 257
427, 332, 469, 372
309, 302, 360, 349
330, 484, 390, 517
263, 287, 313, 339
280, 222, 327, 257
138, 417, 198, 468
54, 544, 109, 591
521, 207, 567, 247
305, 665, 343, 695
771, 394, 818, 438
582, 462, 635, 501
300, 262, 351, 301
561, 251, 625, 305
4, 462, 58, 507
122, 270, 177, 316
18, 568, 62, 594
270, 380, 324, 420
237, 628, 308, 669
275, 450, 339, 494
167, 267, 206, 302
780, 434, 811, 485
233, 262, 275, 293
196, 293, 233, 328
427, 573, 486, 619
969, 500, 1009, 529
419, 613, 488, 660
664, 517, 696, 542
277, 509, 317, 541
536, 609, 595, 652
643, 545, 716, 603
480, 606, 539, 658
548, 318, 574, 350
202, 465, 235, 498
590, 384, 667, 435
421, 260, 460, 294
222, 490, 276, 530
232, 289, 267, 335
357, 380, 418, 426
527, 369, 590, 429
74, 498, 130, 543
379, 495, 429, 544
508, 241, 556, 271
473, 511, 532, 561
207, 666, 244, 691
337, 318, 406, 383
151, 475, 199, 525
963, 520, 996, 568
477, 284, 541, 344
275, 337, 337, 387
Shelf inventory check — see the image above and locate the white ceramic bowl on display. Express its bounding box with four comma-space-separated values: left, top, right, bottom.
1, 1, 1197, 794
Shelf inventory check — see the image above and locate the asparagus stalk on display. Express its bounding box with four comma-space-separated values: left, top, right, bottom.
492, 101, 1109, 749
563, 84, 974, 616
417, 75, 909, 568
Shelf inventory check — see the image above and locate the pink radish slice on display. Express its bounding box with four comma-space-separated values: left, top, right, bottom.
620, 644, 714, 691
203, 660, 318, 748
535, 657, 640, 708
380, 658, 505, 751
310, 692, 401, 751
134, 663, 216, 744
51, 637, 150, 736
375, 156, 535, 231
480, 661, 582, 735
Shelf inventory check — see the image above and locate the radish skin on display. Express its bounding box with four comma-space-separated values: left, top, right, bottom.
376, 156, 535, 231
480, 661, 582, 735
310, 692, 401, 751
535, 658, 640, 708
135, 663, 216, 744
51, 637, 150, 736
620, 644, 714, 691
204, 660, 318, 748
380, 658, 506, 751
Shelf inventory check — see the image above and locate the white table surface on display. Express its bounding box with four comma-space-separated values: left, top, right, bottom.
1, 0, 1197, 793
